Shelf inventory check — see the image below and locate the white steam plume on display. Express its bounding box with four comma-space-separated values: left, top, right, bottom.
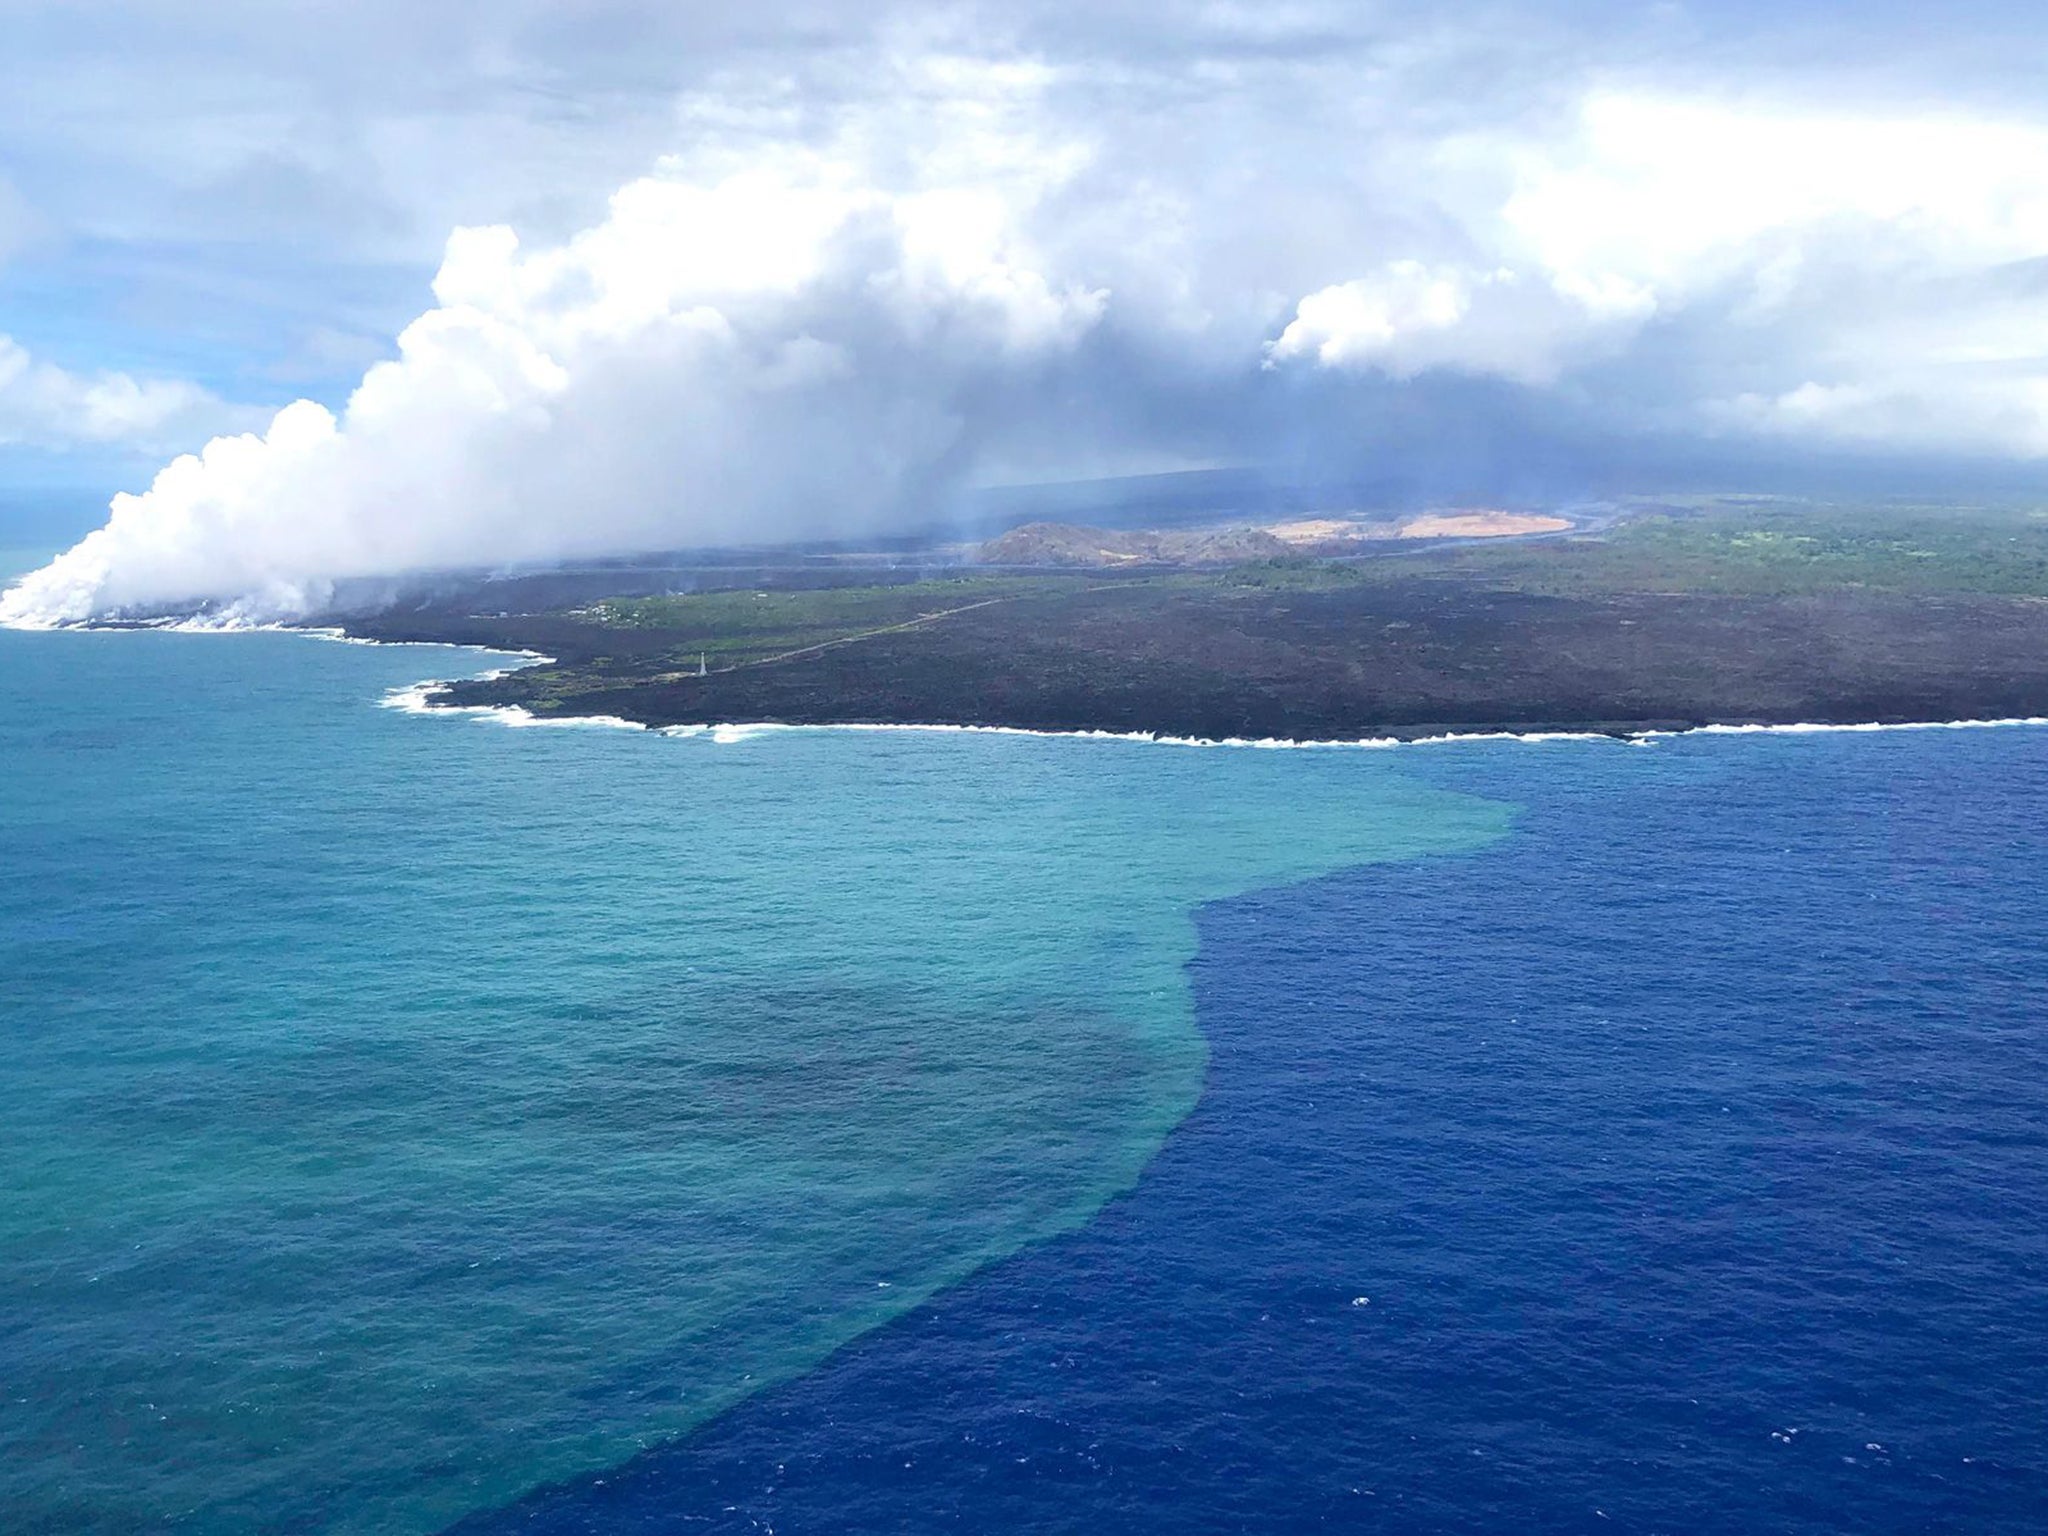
13, 58, 2048, 626
1, 96, 1109, 625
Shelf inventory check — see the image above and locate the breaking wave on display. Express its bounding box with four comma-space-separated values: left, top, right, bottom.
377, 664, 2048, 750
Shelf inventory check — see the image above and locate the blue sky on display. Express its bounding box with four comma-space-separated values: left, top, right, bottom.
4, 0, 2048, 612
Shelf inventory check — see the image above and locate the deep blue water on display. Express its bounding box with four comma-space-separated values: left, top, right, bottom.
0, 624, 1503, 1533
5, 603, 2046, 1533
457, 726, 2048, 1534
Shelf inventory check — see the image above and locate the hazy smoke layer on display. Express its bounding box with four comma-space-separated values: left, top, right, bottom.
3, 65, 1122, 623
10, 38, 2048, 624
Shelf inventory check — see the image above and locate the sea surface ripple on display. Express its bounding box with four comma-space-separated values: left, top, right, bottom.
455, 723, 2048, 1534
0, 626, 1505, 1534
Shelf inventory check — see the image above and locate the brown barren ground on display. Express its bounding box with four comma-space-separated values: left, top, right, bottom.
1396, 512, 1575, 539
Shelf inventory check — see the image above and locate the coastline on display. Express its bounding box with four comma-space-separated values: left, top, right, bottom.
6, 618, 1523, 1534
342, 572, 2048, 748
14, 611, 2048, 1535
442, 718, 2048, 1535
17, 615, 2048, 748
374, 648, 2048, 749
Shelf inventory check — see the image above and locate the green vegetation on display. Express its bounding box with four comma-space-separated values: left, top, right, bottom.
1212, 556, 1371, 592
364, 495, 2048, 738
484, 576, 1112, 713
577, 576, 1104, 667
364, 495, 2048, 731
1390, 502, 2048, 598
590, 575, 1072, 634
498, 504, 2048, 717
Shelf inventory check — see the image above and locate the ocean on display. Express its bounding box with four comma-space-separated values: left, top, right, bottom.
3, 603, 2045, 1533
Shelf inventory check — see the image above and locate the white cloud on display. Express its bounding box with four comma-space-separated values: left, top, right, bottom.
15, 25, 2048, 624
1266, 261, 1646, 384
0, 336, 248, 449
1706, 376, 2048, 459
0, 77, 1113, 625
1269, 262, 1473, 371
1265, 92, 2048, 456
1501, 95, 2048, 292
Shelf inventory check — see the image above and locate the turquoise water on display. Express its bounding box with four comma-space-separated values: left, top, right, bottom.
485, 719, 2048, 1535
0, 625, 1511, 1533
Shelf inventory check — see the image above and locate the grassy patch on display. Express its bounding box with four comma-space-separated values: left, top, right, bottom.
1385, 503, 2048, 598
549, 576, 1102, 677
1212, 557, 1371, 592
467, 501, 2048, 722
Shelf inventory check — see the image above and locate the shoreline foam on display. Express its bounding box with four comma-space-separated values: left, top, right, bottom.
23, 617, 2048, 749
378, 671, 2048, 751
